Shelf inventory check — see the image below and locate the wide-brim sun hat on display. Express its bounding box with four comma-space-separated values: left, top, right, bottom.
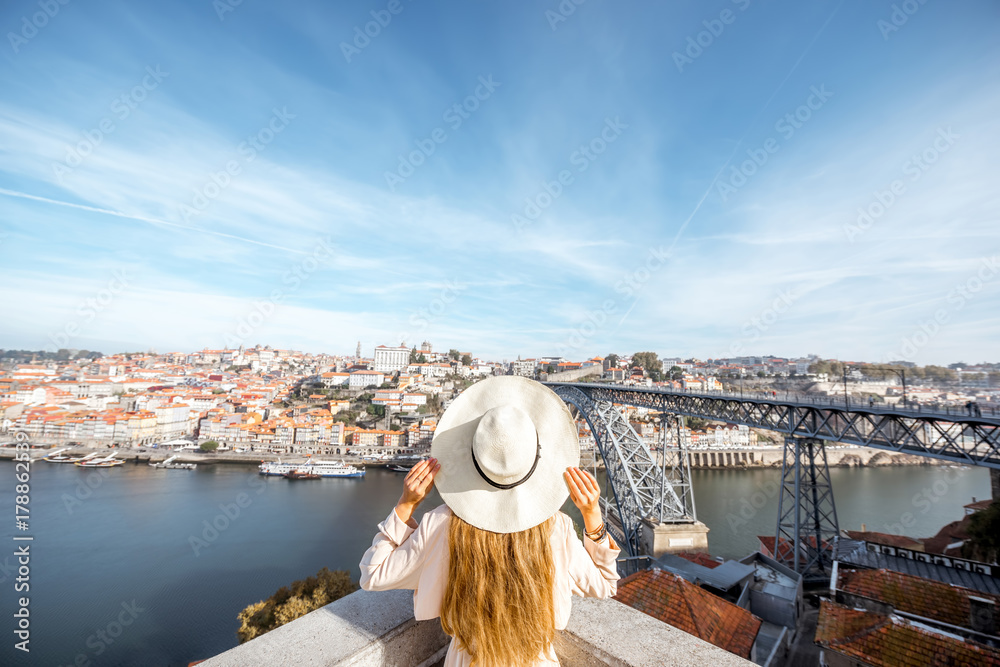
431, 375, 580, 534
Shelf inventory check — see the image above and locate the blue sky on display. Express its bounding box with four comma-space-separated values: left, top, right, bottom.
1, 0, 998, 364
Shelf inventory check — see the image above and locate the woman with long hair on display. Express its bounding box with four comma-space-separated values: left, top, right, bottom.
360, 376, 620, 666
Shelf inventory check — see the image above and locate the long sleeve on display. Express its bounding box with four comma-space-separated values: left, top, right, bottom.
359, 506, 427, 591
564, 516, 621, 599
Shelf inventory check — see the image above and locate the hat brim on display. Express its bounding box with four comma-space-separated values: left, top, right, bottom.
431, 376, 580, 533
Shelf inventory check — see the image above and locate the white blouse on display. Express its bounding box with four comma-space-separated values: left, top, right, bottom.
359, 504, 621, 666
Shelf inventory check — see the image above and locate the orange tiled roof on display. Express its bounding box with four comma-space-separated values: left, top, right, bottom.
843, 531, 925, 551
613, 569, 761, 659
675, 552, 722, 569
838, 568, 1000, 629
922, 517, 971, 556
815, 600, 1000, 666
965, 499, 994, 512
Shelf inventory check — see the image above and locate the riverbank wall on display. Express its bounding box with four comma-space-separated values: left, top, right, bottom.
0, 446, 398, 467
0, 444, 962, 471
681, 445, 955, 470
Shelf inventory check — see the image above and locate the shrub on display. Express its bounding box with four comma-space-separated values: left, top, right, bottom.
236, 567, 358, 644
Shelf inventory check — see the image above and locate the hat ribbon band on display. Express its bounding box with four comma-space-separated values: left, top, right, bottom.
471, 440, 541, 490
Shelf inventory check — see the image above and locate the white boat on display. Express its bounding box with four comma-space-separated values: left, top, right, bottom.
45, 452, 98, 464
75, 453, 124, 468
149, 455, 197, 470
258, 459, 364, 478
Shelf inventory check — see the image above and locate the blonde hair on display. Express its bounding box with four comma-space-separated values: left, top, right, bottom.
441, 513, 556, 666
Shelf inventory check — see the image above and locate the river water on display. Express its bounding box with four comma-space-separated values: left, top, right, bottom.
0, 460, 991, 666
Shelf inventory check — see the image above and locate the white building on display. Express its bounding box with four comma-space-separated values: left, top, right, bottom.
373, 345, 409, 374
349, 370, 385, 390
511, 358, 535, 377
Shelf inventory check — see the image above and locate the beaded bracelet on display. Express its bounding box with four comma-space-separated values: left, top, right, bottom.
585, 523, 607, 542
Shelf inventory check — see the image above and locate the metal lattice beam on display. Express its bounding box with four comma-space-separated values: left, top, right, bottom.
552, 386, 694, 557
774, 437, 840, 580
545, 383, 1000, 469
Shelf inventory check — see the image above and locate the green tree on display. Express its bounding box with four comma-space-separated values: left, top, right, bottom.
333, 411, 358, 424
923, 365, 958, 383
630, 351, 660, 375
605, 353, 620, 368
416, 353, 427, 363
448, 349, 460, 361
668, 365, 684, 380
963, 502, 1000, 564
200, 440, 219, 452
409, 346, 418, 363
461, 354, 472, 366
808, 360, 844, 377
367, 404, 385, 417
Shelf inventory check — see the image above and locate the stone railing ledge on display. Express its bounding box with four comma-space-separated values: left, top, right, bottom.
202, 588, 754, 666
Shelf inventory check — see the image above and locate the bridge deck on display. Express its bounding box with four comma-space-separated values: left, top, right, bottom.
545, 382, 1000, 469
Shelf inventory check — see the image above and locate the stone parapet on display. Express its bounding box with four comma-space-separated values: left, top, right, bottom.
201, 588, 754, 666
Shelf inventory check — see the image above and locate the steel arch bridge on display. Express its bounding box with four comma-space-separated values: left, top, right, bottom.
545, 381, 1000, 573
551, 385, 695, 557
548, 382, 1000, 468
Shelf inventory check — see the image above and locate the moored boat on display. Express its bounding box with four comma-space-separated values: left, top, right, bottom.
76, 454, 124, 468
149, 455, 197, 470
284, 469, 320, 480
258, 459, 364, 478
45, 452, 99, 464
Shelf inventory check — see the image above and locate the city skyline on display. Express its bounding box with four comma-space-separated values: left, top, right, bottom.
2, 1, 999, 364
4, 342, 997, 370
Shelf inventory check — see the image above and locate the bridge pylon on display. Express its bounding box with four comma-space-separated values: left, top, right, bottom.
552, 385, 706, 558
774, 436, 840, 581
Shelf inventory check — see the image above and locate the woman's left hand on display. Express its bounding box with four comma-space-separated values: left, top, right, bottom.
565, 466, 603, 533
395, 458, 440, 525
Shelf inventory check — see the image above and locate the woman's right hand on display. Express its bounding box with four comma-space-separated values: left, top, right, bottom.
395, 458, 440, 525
